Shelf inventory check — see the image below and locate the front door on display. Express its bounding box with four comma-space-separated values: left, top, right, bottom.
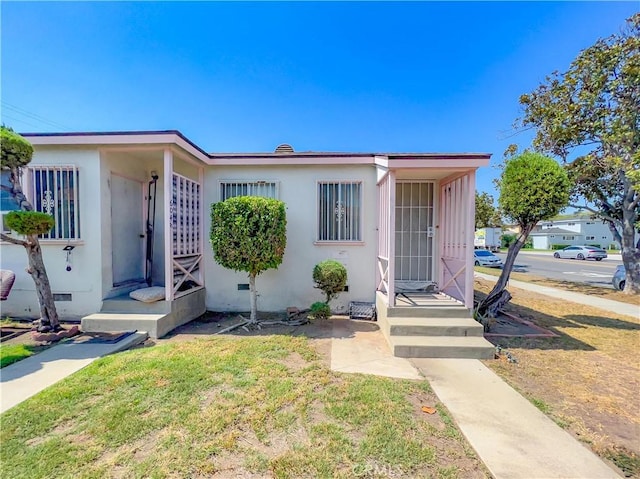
395, 181, 435, 283
111, 174, 145, 287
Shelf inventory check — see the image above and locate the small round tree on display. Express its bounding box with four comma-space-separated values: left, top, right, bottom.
313, 259, 347, 304
210, 196, 287, 323
1, 127, 61, 331
476, 151, 571, 321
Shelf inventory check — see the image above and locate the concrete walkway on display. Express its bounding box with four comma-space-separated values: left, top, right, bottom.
0, 332, 147, 414
475, 271, 639, 319
328, 319, 622, 478
329, 318, 421, 380
412, 358, 621, 479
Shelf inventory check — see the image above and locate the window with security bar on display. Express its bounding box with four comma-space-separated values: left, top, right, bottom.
220, 181, 278, 201
317, 181, 362, 242
1, 170, 22, 233
28, 166, 80, 240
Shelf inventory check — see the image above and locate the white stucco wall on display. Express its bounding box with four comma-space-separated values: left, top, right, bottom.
203, 164, 378, 313
0, 147, 103, 319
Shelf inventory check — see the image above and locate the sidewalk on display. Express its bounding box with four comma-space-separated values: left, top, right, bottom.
0, 332, 147, 414
412, 358, 621, 479
329, 319, 622, 478
475, 271, 639, 319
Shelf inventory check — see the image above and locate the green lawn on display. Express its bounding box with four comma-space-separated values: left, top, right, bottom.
0, 335, 486, 479
0, 343, 36, 368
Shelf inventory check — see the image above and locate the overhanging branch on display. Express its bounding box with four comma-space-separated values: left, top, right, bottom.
0, 232, 27, 246
569, 204, 618, 224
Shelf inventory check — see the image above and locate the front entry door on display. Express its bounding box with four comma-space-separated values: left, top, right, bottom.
395, 181, 435, 282
111, 174, 145, 287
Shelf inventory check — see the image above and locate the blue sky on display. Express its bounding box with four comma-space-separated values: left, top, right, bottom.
1, 2, 637, 197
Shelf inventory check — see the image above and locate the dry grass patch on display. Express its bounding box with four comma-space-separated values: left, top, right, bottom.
475, 278, 640, 477
475, 266, 639, 306
1, 335, 488, 479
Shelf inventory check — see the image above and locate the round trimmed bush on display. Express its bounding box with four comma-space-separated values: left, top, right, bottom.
5, 211, 54, 235
313, 259, 347, 303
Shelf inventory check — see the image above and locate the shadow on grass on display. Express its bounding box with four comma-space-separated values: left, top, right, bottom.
475, 289, 639, 351
163, 311, 376, 342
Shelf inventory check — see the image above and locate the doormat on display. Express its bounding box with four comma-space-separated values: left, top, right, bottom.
73, 331, 137, 344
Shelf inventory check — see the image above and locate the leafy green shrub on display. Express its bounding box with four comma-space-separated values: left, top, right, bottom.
1, 126, 34, 169
501, 233, 517, 249
313, 259, 347, 303
210, 196, 287, 322
309, 302, 331, 320
5, 211, 54, 236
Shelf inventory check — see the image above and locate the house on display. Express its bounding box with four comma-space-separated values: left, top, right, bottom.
530, 215, 619, 250
0, 131, 495, 358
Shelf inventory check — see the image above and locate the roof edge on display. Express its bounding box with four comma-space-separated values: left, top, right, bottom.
21, 130, 210, 159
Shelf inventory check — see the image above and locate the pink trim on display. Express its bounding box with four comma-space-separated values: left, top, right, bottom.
206, 156, 374, 166
163, 149, 174, 301
388, 171, 396, 305
385, 158, 489, 169
29, 133, 210, 164
465, 171, 476, 309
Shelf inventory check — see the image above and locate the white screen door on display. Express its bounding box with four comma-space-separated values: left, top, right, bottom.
395, 181, 435, 282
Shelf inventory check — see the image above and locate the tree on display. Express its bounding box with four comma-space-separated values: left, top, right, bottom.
0, 127, 61, 331
475, 192, 501, 229
475, 151, 571, 321
518, 14, 640, 294
312, 259, 347, 304
210, 196, 287, 322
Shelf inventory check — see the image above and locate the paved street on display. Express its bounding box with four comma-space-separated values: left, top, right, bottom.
494, 251, 623, 289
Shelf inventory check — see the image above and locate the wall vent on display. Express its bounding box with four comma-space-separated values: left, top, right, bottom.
53, 293, 72, 302
237, 284, 250, 291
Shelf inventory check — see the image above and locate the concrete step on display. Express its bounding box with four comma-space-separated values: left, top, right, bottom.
101, 297, 171, 314
390, 335, 496, 359
388, 317, 484, 337
82, 313, 168, 340
387, 304, 472, 318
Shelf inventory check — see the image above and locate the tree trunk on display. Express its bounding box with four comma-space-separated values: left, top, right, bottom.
25, 234, 60, 330
248, 272, 258, 323
4, 166, 61, 330
476, 224, 533, 317
618, 170, 640, 294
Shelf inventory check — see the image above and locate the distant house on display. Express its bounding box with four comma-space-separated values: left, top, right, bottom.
0, 130, 494, 360
530, 216, 619, 250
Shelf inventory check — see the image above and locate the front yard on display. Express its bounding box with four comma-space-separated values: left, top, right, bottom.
1, 335, 487, 479
475, 278, 640, 477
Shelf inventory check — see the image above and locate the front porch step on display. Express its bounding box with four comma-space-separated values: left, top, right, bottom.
101, 294, 171, 314
387, 304, 471, 318
388, 317, 484, 337
390, 336, 496, 359
81, 313, 168, 340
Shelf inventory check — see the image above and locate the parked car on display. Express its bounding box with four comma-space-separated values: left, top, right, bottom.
612, 265, 626, 291
474, 250, 503, 267
553, 245, 608, 261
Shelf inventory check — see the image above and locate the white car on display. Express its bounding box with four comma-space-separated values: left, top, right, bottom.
474, 250, 503, 267
553, 245, 607, 261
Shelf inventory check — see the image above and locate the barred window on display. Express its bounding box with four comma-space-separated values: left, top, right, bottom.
317, 181, 362, 242
1, 170, 21, 233
28, 166, 80, 240
220, 181, 278, 201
